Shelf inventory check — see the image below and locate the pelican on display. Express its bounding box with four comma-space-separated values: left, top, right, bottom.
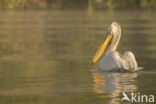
92, 22, 142, 72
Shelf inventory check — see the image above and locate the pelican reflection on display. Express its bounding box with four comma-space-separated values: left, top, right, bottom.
92, 71, 138, 104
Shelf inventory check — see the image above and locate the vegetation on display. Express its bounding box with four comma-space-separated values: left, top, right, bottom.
0, 0, 156, 10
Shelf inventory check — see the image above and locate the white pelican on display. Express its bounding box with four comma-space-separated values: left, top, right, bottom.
92, 22, 142, 72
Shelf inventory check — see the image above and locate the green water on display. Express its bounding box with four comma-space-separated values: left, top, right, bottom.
0, 10, 156, 104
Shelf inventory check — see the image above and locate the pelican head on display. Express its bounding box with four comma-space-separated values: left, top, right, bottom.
92, 22, 121, 63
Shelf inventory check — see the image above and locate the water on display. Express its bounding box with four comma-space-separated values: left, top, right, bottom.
0, 10, 156, 104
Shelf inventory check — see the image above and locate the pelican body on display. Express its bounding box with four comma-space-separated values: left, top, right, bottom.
92, 22, 142, 72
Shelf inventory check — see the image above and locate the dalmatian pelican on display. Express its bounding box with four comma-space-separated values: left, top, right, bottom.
92, 22, 142, 72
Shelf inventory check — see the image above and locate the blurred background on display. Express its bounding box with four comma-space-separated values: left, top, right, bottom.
0, 0, 156, 10
0, 0, 156, 104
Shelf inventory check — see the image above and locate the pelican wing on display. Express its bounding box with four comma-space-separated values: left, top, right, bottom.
123, 51, 142, 72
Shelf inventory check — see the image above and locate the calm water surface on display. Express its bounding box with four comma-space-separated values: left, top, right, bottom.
0, 10, 156, 104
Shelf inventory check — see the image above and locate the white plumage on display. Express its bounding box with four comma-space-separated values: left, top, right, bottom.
100, 51, 139, 71
93, 22, 142, 72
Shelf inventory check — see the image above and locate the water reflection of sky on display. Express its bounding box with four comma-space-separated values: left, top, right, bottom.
0, 10, 156, 104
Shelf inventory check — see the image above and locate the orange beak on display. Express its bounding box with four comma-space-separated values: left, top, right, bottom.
92, 33, 112, 63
